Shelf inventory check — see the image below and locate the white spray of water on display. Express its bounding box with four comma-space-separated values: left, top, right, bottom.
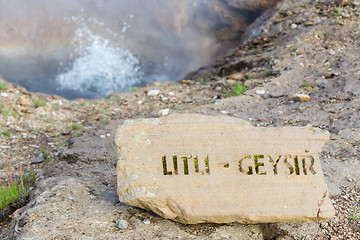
56, 25, 142, 98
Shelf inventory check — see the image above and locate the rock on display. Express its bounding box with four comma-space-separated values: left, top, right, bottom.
158, 108, 170, 116
353, 1, 360, 6
226, 79, 237, 87
17, 95, 31, 107
168, 92, 175, 96
31, 155, 44, 164
115, 114, 335, 224
143, 218, 151, 225
147, 90, 160, 96
328, 49, 336, 55
227, 72, 245, 81
291, 23, 298, 29
118, 220, 128, 230
180, 80, 194, 84
244, 79, 263, 88
255, 89, 266, 95
292, 93, 310, 102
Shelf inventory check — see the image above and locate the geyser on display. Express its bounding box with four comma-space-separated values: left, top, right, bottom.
0, 0, 277, 99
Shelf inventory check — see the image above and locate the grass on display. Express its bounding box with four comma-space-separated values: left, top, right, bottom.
0, 164, 36, 216
290, 45, 298, 52
334, 6, 342, 16
248, 73, 257, 80
1, 107, 17, 118
1, 131, 10, 137
70, 123, 81, 130
0, 82, 6, 90
259, 68, 273, 79
33, 98, 47, 108
231, 82, 248, 96
350, 208, 359, 221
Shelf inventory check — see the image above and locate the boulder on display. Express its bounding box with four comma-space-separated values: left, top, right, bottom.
115, 114, 334, 224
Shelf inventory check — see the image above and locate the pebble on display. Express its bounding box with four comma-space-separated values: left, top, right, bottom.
118, 219, 128, 230
143, 218, 151, 225
291, 23, 298, 29
168, 92, 175, 96
159, 108, 170, 116
147, 90, 160, 96
1, 92, 9, 97
255, 89, 266, 95
292, 93, 310, 102
31, 155, 44, 164
137, 100, 143, 105
328, 49, 336, 55
161, 97, 169, 101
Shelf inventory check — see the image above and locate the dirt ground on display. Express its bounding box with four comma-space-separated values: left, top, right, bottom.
0, 0, 359, 239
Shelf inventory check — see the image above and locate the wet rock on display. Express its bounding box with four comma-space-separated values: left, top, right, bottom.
292, 93, 310, 102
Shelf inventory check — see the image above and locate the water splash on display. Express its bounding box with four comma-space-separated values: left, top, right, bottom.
56, 25, 142, 99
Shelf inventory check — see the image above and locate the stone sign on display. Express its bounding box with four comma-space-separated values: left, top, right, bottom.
115, 114, 335, 224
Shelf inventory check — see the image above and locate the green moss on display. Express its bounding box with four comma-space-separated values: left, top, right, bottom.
294, 157, 300, 175
205, 156, 210, 174
162, 156, 172, 175
173, 155, 178, 175
183, 157, 189, 175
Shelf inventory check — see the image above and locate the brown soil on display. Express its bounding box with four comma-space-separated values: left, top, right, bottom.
0, 0, 359, 239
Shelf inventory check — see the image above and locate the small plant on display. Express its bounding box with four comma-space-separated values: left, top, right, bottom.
74, 132, 83, 138
0, 82, 6, 91
259, 68, 273, 79
52, 103, 61, 110
334, 7, 342, 16
1, 107, 17, 118
0, 162, 36, 216
350, 208, 359, 221
313, 191, 328, 239
290, 45, 298, 52
1, 131, 11, 137
70, 123, 81, 130
248, 73, 257, 80
33, 98, 47, 108
231, 82, 248, 96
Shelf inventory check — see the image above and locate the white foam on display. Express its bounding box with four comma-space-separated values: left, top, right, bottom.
56, 26, 142, 98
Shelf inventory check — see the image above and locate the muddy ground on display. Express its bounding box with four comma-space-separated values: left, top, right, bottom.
0, 0, 359, 239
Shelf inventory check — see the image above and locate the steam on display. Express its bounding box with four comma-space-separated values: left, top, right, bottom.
0, 0, 276, 99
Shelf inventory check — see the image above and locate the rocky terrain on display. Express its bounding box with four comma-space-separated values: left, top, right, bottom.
0, 0, 359, 239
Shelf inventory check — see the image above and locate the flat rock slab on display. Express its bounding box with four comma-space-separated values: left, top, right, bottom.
115, 114, 335, 224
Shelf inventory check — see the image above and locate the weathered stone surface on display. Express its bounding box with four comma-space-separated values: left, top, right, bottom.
115, 114, 335, 224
